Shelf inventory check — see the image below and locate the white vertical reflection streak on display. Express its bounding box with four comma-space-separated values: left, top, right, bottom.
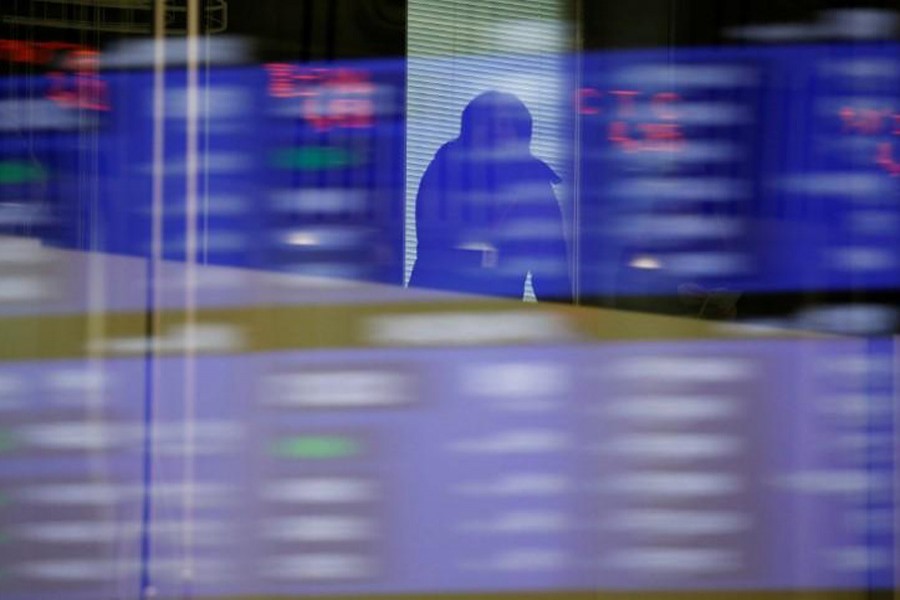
141, 2, 167, 599
183, 0, 201, 592
81, 12, 119, 598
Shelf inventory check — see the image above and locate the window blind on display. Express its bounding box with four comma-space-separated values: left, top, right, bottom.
406, 0, 570, 291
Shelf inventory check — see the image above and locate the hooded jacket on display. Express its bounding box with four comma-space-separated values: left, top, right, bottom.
409, 91, 571, 302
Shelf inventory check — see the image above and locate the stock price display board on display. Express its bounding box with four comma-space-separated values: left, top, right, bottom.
578, 43, 900, 299
0, 46, 406, 286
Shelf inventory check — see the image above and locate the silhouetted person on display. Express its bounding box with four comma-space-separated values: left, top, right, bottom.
409, 91, 571, 302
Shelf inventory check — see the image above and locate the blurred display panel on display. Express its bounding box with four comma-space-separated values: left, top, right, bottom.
4, 44, 898, 301
1, 39, 406, 286
579, 43, 900, 299
0, 69, 84, 310
99, 66, 263, 266
263, 59, 405, 282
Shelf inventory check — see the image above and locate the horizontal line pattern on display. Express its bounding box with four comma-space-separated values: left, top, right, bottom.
406, 1, 568, 290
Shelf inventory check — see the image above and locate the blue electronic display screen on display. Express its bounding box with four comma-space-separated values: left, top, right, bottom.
1, 44, 897, 297
1, 59, 406, 285
578, 43, 900, 298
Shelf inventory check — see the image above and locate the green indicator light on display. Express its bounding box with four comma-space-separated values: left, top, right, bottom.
0, 532, 9, 544
0, 431, 15, 454
271, 435, 360, 459
271, 147, 359, 171
0, 493, 8, 507
0, 161, 46, 185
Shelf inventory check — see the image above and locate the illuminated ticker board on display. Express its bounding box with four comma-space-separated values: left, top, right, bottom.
1, 44, 898, 296
578, 43, 900, 298
262, 60, 406, 284
0, 54, 407, 285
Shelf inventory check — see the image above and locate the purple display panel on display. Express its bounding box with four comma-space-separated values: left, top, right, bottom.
0, 359, 146, 600
0, 338, 895, 598
579, 342, 769, 589
236, 346, 585, 597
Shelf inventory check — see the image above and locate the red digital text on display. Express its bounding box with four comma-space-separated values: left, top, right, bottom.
577, 88, 685, 153
265, 63, 375, 131
840, 105, 900, 176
